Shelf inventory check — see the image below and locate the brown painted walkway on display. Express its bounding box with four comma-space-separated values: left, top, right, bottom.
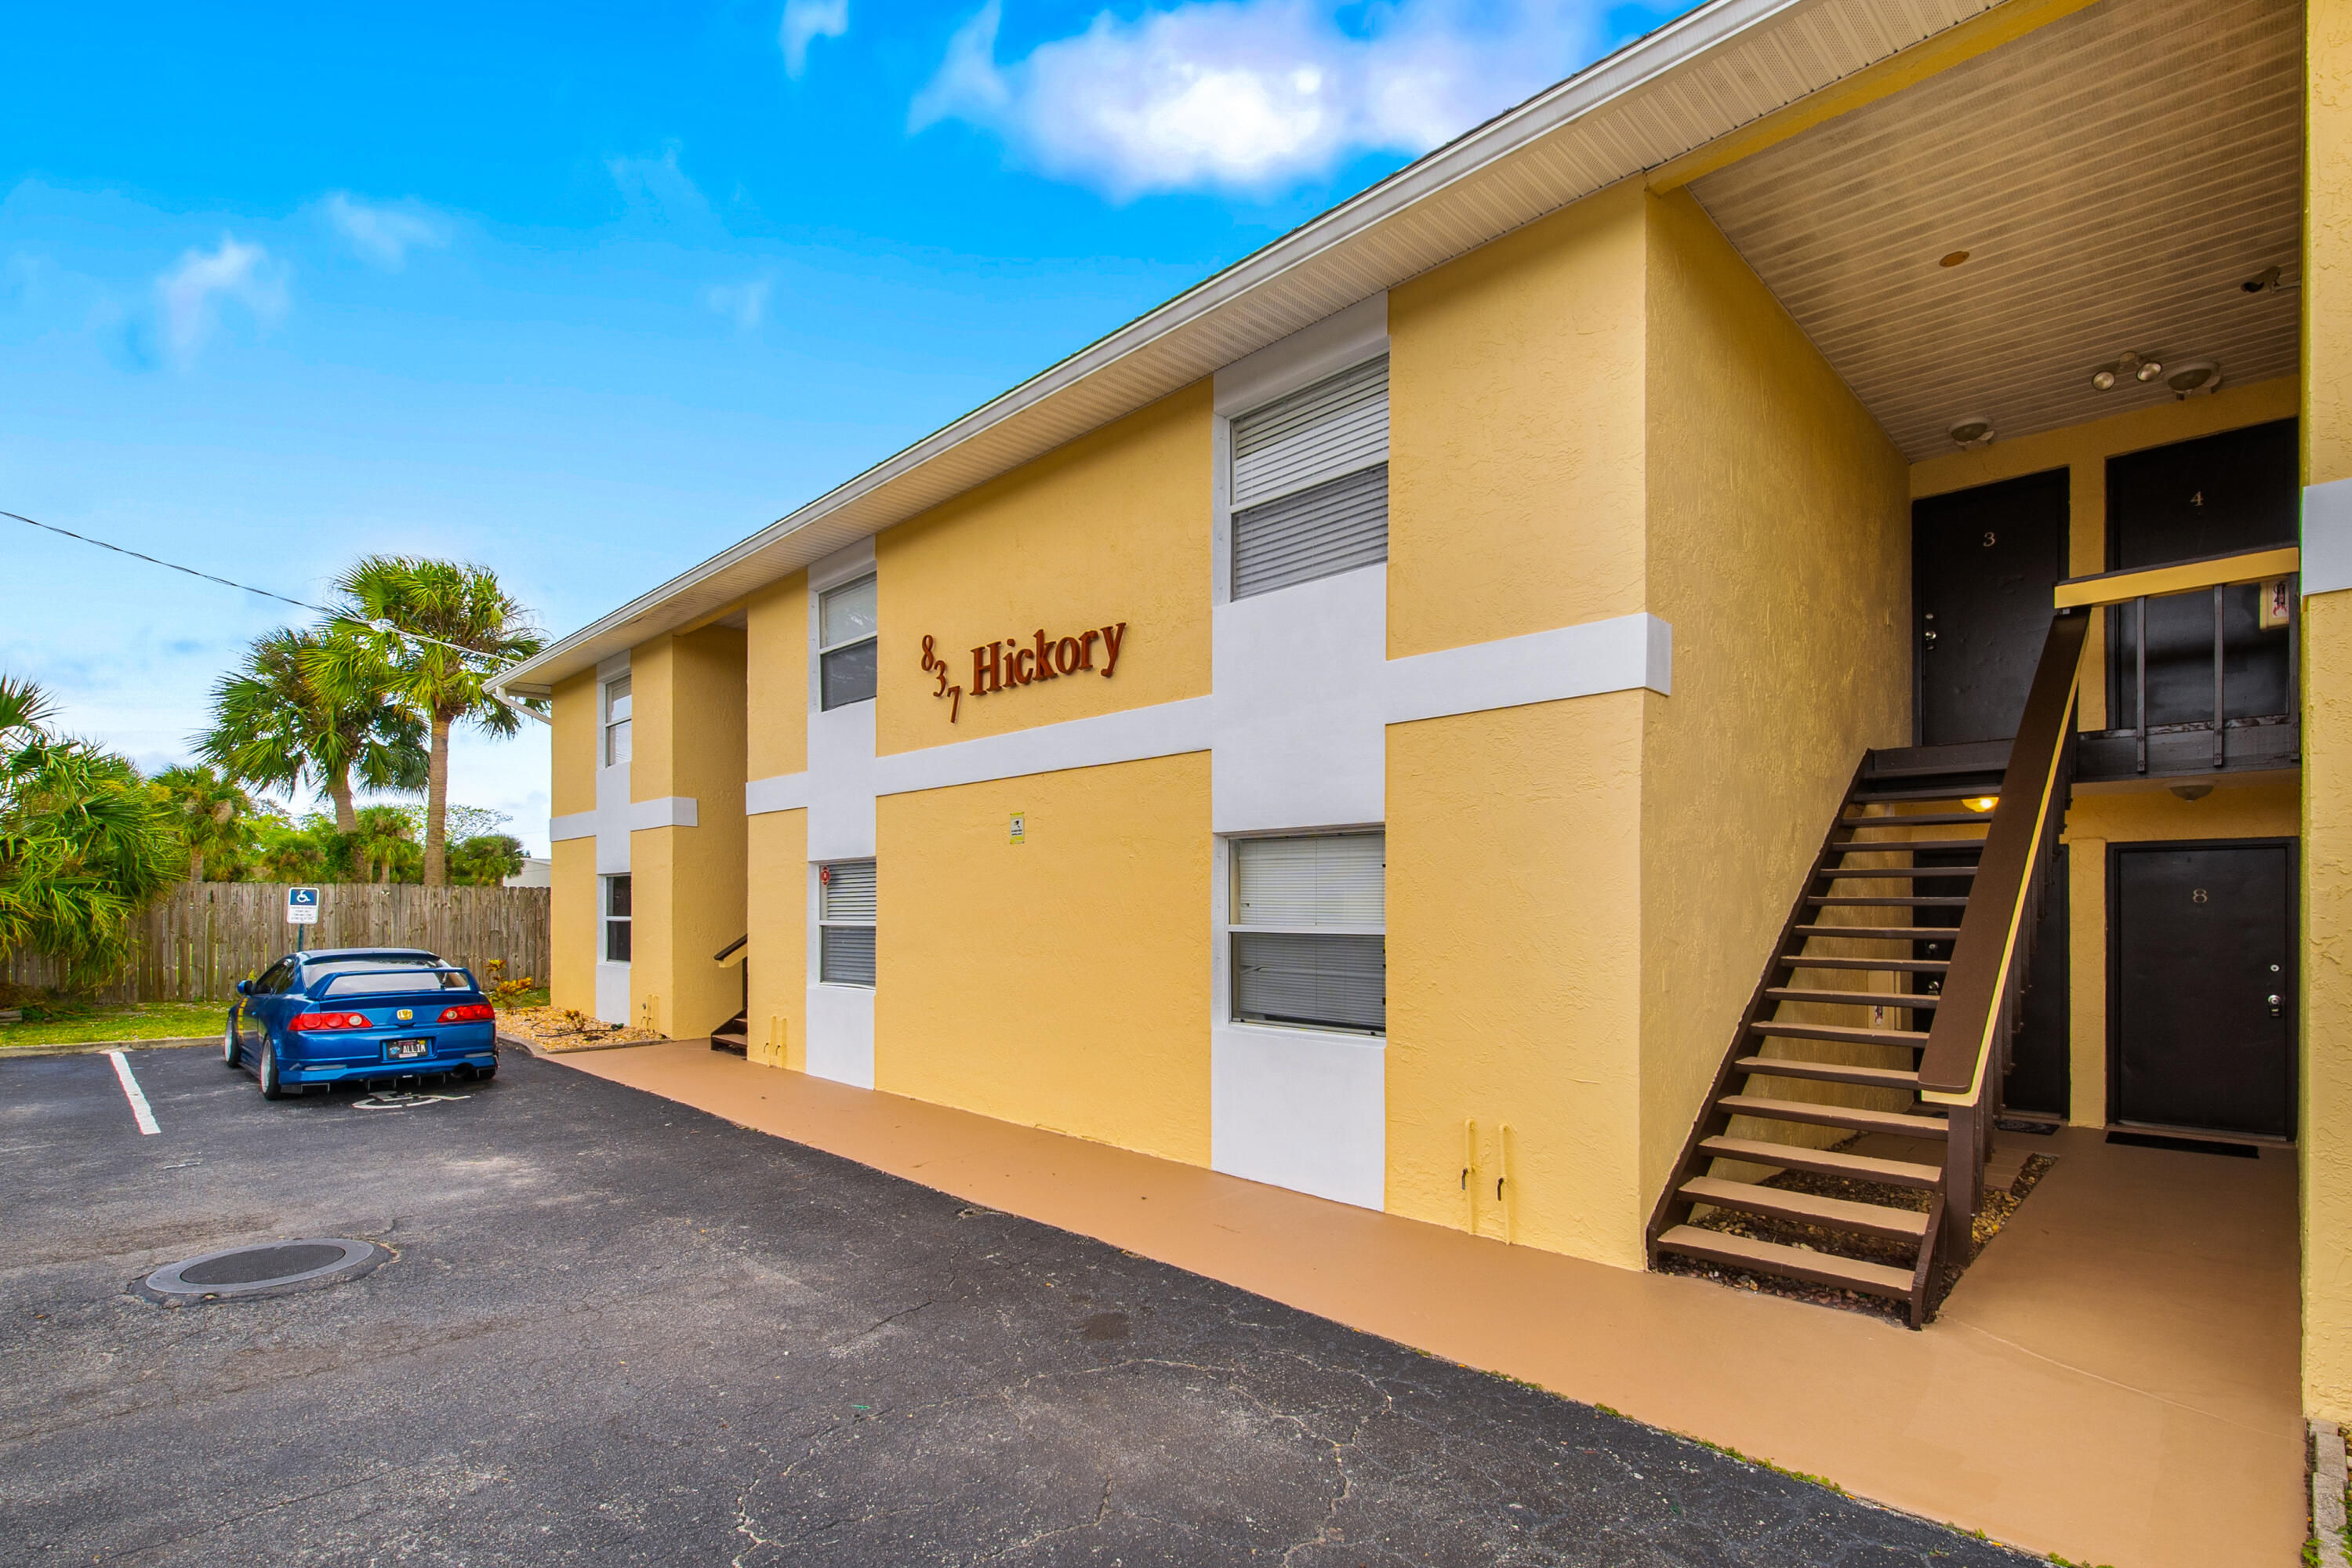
557, 1042, 2303, 1568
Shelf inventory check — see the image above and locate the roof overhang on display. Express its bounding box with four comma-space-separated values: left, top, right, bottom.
503, 0, 2013, 695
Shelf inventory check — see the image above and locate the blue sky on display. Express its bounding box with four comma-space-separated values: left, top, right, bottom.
1, 0, 1689, 852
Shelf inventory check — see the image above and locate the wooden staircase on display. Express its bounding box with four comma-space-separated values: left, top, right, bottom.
711, 935, 749, 1054
1647, 611, 2088, 1328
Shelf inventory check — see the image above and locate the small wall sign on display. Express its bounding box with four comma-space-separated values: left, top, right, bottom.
920, 622, 1127, 724
1009, 813, 1025, 844
2260, 576, 2292, 630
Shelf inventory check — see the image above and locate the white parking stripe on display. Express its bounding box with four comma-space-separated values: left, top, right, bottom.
107, 1051, 160, 1135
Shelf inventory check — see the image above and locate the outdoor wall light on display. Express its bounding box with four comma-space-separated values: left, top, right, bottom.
2090, 350, 2164, 391
2165, 360, 2222, 397
2170, 784, 2214, 802
1965, 796, 1998, 813
1947, 416, 1995, 449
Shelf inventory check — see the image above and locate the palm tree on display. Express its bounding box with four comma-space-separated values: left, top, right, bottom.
0, 675, 183, 985
350, 804, 416, 884
196, 627, 426, 877
314, 558, 544, 887
151, 764, 260, 883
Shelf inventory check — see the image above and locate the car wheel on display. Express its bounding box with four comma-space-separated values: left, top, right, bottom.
259, 1040, 287, 1101
223, 1015, 240, 1068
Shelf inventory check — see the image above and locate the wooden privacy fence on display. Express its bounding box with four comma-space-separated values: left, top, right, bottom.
2, 883, 551, 1004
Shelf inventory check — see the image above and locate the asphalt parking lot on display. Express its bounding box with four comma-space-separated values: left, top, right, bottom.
0, 1044, 2038, 1566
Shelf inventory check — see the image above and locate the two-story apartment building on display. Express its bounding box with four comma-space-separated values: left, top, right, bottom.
500, 0, 2352, 1429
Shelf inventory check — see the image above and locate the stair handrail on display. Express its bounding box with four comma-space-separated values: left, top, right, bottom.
1915, 609, 2086, 1267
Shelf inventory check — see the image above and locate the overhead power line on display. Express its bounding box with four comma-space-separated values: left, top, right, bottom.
8, 508, 517, 670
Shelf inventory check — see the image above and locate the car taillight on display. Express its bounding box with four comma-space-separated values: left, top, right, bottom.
289, 1012, 372, 1031
437, 1003, 496, 1023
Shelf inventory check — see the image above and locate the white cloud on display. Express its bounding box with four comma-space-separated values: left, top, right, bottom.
705, 277, 772, 329
781, 0, 849, 77
321, 193, 448, 270
909, 0, 1610, 198
605, 143, 709, 216
154, 235, 287, 363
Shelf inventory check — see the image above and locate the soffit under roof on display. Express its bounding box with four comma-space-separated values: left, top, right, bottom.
506, 0, 2004, 691
1690, 0, 2303, 463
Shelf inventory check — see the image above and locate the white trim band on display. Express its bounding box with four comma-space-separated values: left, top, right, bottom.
631, 797, 700, 830
876, 696, 1218, 798
1385, 612, 1671, 724
2306, 478, 2352, 596
746, 772, 811, 816
550, 811, 597, 843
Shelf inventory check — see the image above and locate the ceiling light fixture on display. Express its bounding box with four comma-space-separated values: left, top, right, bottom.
2242, 265, 2290, 294
1948, 416, 1995, 449
2090, 350, 2164, 391
1940, 250, 1971, 267
1965, 797, 1998, 814
2166, 360, 2223, 397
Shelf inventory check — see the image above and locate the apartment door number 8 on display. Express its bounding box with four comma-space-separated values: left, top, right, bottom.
919, 623, 1127, 724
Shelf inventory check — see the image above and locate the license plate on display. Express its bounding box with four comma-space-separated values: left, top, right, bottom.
383, 1039, 430, 1061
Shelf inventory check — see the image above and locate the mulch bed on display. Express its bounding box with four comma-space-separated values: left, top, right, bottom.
1657, 1142, 2059, 1327
498, 1006, 667, 1053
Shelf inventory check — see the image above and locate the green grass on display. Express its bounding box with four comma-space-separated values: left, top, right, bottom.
0, 1000, 229, 1051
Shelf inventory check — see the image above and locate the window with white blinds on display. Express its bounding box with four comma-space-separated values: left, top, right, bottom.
818, 859, 876, 987
1228, 832, 1385, 1033
1229, 356, 1388, 601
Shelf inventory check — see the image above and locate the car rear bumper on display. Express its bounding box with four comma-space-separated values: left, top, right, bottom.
279, 1030, 498, 1084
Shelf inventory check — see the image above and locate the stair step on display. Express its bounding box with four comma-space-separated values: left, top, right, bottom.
1719, 1094, 1949, 1139
1765, 987, 1940, 1009
1656, 1225, 1919, 1299
1840, 811, 1997, 829
1814, 865, 1980, 880
1699, 1134, 1944, 1189
1851, 784, 2001, 804
1733, 1054, 1923, 1091
1780, 955, 1950, 973
1789, 925, 1956, 942
1826, 838, 1988, 856
1679, 1175, 1931, 1241
1807, 895, 1972, 907
1750, 1019, 1930, 1049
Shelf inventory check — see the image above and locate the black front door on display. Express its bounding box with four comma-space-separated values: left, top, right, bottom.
1914, 469, 2071, 746
2111, 840, 2294, 1139
2107, 419, 2298, 729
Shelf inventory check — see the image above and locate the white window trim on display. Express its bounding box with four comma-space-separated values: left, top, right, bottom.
816, 572, 878, 712
1220, 827, 1387, 1040
1210, 295, 1388, 611
603, 873, 633, 966
814, 858, 876, 989
603, 674, 633, 768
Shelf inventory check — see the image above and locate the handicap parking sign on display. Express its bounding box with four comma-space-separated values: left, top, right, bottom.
286, 886, 321, 925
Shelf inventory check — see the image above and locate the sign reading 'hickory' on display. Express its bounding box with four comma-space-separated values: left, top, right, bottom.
919, 623, 1127, 724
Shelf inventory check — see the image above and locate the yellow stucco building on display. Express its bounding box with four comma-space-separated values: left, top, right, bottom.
505, 0, 2352, 1425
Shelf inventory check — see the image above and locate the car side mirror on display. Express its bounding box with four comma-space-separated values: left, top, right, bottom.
234, 979, 252, 996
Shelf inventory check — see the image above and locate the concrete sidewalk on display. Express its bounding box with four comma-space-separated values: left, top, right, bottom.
568, 1041, 2304, 1568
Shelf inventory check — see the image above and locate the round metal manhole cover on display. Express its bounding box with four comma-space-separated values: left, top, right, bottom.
136, 1238, 390, 1305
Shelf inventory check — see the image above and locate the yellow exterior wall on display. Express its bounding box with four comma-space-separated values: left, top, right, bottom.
1637, 189, 1912, 1207
745, 573, 809, 1069
2058, 779, 2301, 1130
876, 753, 1213, 1166
1910, 377, 2298, 729
550, 836, 597, 1014
1387, 692, 1646, 1262
1388, 180, 1650, 658
875, 385, 1211, 754
627, 626, 749, 1040
549, 670, 600, 1013
2303, 0, 2352, 1424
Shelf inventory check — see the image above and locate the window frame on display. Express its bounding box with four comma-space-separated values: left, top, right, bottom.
1224, 830, 1387, 1036
1224, 354, 1390, 603
817, 573, 879, 711
815, 858, 877, 988
603, 675, 633, 768
603, 873, 632, 964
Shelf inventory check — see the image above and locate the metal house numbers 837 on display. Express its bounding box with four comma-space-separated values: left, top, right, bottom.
919, 622, 1127, 724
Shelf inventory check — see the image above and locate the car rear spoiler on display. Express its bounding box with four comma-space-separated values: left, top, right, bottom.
314, 966, 481, 1000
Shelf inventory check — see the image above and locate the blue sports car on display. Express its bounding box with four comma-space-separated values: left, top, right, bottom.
224, 946, 500, 1098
